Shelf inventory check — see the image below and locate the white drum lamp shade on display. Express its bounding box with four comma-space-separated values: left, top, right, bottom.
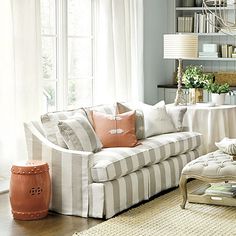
163, 34, 198, 105
164, 34, 198, 59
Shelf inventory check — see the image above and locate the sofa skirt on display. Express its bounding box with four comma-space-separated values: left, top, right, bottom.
88, 149, 201, 219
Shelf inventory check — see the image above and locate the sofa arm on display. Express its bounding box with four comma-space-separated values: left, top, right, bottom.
24, 122, 93, 217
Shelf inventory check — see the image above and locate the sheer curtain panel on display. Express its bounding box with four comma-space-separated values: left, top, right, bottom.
0, 0, 42, 178
94, 0, 144, 104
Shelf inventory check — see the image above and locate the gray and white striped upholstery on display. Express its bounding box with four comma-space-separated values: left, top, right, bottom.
89, 148, 201, 219
58, 116, 102, 152
24, 118, 202, 219
91, 132, 202, 182
83, 104, 116, 126
89, 104, 115, 114
24, 122, 91, 217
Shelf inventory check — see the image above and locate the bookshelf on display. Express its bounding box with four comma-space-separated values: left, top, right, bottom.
176, 6, 236, 10
183, 58, 236, 61
174, 0, 236, 73
157, 1, 236, 105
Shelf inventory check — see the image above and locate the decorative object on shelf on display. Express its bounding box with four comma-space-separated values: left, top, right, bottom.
182, 65, 214, 104
202, 0, 236, 35
163, 34, 198, 105
199, 43, 219, 58
195, 0, 203, 7
183, 0, 195, 7
204, 82, 230, 105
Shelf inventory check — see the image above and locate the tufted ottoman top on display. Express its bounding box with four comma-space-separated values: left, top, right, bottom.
182, 151, 236, 178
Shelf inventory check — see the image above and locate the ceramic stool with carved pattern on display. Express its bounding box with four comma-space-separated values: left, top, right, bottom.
9, 160, 51, 220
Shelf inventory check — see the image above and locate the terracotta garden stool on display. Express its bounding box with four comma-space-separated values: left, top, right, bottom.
179, 151, 236, 209
9, 160, 51, 220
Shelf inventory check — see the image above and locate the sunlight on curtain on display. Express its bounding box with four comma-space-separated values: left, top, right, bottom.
0, 0, 42, 178
94, 0, 144, 104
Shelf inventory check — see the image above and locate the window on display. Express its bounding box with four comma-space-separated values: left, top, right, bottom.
41, 0, 94, 112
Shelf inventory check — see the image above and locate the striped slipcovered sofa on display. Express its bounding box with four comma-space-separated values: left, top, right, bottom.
24, 104, 202, 219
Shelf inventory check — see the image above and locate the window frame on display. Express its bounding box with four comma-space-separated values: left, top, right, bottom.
41, 0, 94, 112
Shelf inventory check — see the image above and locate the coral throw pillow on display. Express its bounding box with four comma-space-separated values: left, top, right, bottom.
92, 110, 138, 148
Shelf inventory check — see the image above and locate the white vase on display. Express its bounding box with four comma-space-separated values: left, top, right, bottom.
211, 93, 226, 105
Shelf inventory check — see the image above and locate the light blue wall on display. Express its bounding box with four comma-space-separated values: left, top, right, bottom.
143, 0, 175, 104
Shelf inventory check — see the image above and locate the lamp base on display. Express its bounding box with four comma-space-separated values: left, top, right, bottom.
174, 59, 186, 106
174, 88, 186, 106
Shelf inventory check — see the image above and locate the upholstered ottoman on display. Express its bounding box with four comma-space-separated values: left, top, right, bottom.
179, 151, 236, 209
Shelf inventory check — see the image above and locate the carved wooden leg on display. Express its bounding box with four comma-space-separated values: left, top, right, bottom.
179, 175, 188, 209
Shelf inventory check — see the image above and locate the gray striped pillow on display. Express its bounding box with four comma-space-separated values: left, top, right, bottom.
41, 109, 86, 148
83, 104, 115, 126
58, 115, 102, 152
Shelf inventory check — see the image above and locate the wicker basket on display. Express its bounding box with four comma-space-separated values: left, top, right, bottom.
214, 72, 236, 86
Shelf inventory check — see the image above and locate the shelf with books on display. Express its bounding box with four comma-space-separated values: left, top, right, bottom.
184, 58, 236, 61
176, 32, 232, 36
177, 12, 217, 33
174, 0, 236, 75
176, 6, 236, 11
188, 183, 236, 207
205, 183, 236, 198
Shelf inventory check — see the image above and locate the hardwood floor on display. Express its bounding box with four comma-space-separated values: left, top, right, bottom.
0, 183, 181, 236
0, 193, 103, 236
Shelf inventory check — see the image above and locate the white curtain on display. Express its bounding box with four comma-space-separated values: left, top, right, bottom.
94, 0, 144, 104
0, 0, 42, 178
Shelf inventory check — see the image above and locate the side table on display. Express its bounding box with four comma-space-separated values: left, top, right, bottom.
9, 160, 51, 220
183, 104, 236, 154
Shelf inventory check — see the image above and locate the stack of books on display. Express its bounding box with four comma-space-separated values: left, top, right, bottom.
221, 44, 233, 58
199, 43, 219, 58
194, 13, 217, 33
199, 52, 219, 58
205, 183, 236, 197
177, 17, 193, 33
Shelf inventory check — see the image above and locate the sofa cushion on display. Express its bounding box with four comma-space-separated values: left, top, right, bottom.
91, 131, 202, 182
92, 110, 139, 148
166, 105, 187, 131
215, 137, 236, 155
83, 104, 115, 126
41, 109, 86, 148
143, 101, 177, 137
58, 115, 102, 152
116, 102, 145, 140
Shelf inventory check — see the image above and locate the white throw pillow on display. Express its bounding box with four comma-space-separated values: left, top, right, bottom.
141, 101, 177, 138
58, 115, 103, 152
166, 105, 187, 131
215, 137, 236, 155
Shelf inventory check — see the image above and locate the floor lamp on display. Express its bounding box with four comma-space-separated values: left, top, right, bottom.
163, 34, 198, 105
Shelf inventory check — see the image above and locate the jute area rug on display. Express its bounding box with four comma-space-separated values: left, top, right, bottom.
73, 181, 236, 236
